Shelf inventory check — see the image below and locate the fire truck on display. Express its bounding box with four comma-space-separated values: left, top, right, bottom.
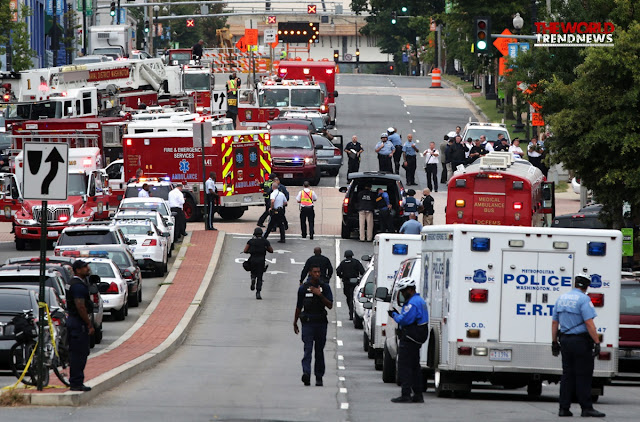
164, 64, 215, 113
121, 128, 271, 220
13, 147, 112, 250
237, 79, 325, 128
276, 60, 338, 126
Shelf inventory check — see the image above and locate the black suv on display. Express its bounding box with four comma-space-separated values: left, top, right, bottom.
338, 172, 406, 239
552, 204, 607, 229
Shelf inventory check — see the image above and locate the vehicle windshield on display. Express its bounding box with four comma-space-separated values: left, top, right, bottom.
183, 73, 211, 91
121, 201, 169, 216
310, 116, 325, 130
291, 89, 322, 107
118, 225, 154, 236
259, 89, 289, 107
68, 174, 87, 196
0, 130, 10, 153
88, 262, 116, 278
5, 102, 58, 120
74, 57, 108, 65
170, 53, 191, 64
125, 186, 171, 199
621, 284, 640, 315
104, 251, 131, 268
0, 291, 32, 312
271, 134, 312, 149
464, 128, 509, 143
57, 231, 118, 246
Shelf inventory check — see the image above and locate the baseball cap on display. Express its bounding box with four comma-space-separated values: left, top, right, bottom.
72, 260, 89, 272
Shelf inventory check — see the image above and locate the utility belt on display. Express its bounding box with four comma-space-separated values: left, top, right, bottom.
300, 313, 327, 324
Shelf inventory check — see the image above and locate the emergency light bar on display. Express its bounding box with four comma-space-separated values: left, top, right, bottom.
471, 237, 490, 251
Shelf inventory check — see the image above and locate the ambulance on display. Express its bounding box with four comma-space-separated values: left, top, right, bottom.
363, 234, 422, 370
419, 225, 621, 399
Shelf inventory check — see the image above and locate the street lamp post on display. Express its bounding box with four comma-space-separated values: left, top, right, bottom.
512, 13, 525, 133
154, 5, 160, 56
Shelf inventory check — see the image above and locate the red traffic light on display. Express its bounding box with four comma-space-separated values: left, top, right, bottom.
478, 21, 486, 29
307, 5, 316, 14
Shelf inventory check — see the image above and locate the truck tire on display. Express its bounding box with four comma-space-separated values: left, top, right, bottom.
341, 223, 351, 239
94, 324, 103, 344
382, 344, 396, 383
15, 238, 26, 251
374, 353, 383, 371
367, 333, 376, 359
183, 197, 200, 222
218, 207, 245, 220
434, 370, 451, 398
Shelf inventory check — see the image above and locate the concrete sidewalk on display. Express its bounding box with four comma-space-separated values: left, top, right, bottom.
17, 229, 225, 406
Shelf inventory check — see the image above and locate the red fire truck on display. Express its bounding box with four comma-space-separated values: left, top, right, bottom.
276, 60, 338, 126
122, 129, 271, 220
446, 152, 555, 226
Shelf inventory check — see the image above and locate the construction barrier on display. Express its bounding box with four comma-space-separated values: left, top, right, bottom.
202, 51, 269, 73
430, 68, 442, 88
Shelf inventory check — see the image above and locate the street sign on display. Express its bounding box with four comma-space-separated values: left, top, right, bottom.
245, 28, 258, 46
493, 29, 516, 56
118, 8, 126, 24
508, 42, 530, 59
264, 28, 277, 43
343, 53, 353, 61
23, 143, 69, 200
531, 113, 544, 126
622, 228, 633, 257
308, 5, 316, 14
267, 16, 277, 24
402, 53, 409, 63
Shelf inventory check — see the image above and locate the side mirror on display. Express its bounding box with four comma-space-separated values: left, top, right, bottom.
333, 91, 339, 98
361, 254, 371, 262
128, 239, 137, 245
167, 221, 174, 226
338, 186, 347, 193
363, 301, 373, 309
358, 296, 369, 303
88, 274, 101, 284
375, 287, 390, 302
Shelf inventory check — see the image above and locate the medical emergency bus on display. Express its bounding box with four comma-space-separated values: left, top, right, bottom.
276, 60, 338, 125
121, 129, 271, 220
421, 225, 621, 399
446, 152, 555, 226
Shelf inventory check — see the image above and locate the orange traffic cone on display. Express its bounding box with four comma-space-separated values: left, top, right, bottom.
430, 68, 442, 88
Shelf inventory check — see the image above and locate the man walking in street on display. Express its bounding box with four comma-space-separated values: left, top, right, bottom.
387, 127, 403, 174
375, 133, 394, 173
336, 250, 365, 321
423, 141, 439, 192
296, 181, 317, 239
263, 178, 287, 243
402, 134, 419, 185
300, 247, 333, 285
168, 183, 187, 239
388, 278, 428, 403
551, 274, 606, 418
357, 184, 375, 242
376, 187, 393, 233
205, 171, 218, 231
420, 188, 435, 226
345, 135, 363, 177
66, 260, 95, 392
257, 175, 275, 228
293, 266, 333, 387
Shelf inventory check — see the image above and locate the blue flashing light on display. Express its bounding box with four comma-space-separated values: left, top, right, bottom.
587, 242, 606, 256
392, 244, 408, 255
471, 237, 490, 252
89, 251, 110, 258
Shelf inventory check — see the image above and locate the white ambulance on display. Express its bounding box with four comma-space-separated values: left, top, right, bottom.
420, 225, 621, 400
363, 234, 421, 370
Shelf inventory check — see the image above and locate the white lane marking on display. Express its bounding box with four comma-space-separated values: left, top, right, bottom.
337, 340, 343, 346
409, 120, 413, 123
335, 172, 340, 189
341, 403, 349, 410
337, 302, 342, 308
407, 111, 410, 115
335, 238, 341, 290
413, 129, 416, 133
338, 365, 346, 370
339, 376, 346, 381
340, 387, 348, 393
338, 355, 344, 360
337, 320, 342, 327
403, 104, 407, 107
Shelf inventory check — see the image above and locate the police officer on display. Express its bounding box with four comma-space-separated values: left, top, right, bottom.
402, 189, 419, 219
336, 250, 365, 320
375, 133, 394, 173
387, 127, 403, 174
551, 273, 605, 418
293, 265, 333, 387
243, 227, 273, 300
300, 247, 333, 285
66, 260, 95, 391
296, 181, 317, 239
388, 277, 429, 403
205, 171, 218, 231
257, 175, 275, 228
263, 178, 287, 243
345, 135, 363, 176
376, 187, 393, 233
402, 134, 419, 185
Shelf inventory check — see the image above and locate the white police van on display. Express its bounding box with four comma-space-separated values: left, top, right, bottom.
421, 225, 621, 400
364, 234, 421, 370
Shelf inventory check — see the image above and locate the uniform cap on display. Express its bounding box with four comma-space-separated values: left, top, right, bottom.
380, 133, 388, 138
575, 273, 591, 288
344, 250, 354, 258
396, 277, 416, 290
72, 260, 89, 271
447, 131, 457, 138
387, 127, 395, 134
253, 227, 263, 236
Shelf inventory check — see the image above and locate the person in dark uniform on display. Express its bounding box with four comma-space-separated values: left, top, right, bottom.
192, 39, 204, 61
300, 247, 333, 285
388, 277, 429, 403
293, 265, 333, 387
244, 227, 273, 300
402, 189, 419, 220
551, 273, 605, 418
66, 260, 95, 392
336, 250, 365, 320
205, 171, 218, 231
345, 135, 363, 177
376, 187, 393, 233
357, 184, 376, 242
387, 127, 403, 174
257, 175, 275, 228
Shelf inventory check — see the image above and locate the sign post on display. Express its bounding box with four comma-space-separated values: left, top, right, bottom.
193, 122, 212, 230
22, 143, 69, 390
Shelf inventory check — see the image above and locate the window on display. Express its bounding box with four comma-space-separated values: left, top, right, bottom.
0, 292, 32, 312
259, 88, 289, 107
290, 89, 322, 107
88, 262, 116, 278
621, 285, 640, 315
68, 174, 87, 196
271, 134, 312, 149
82, 92, 92, 115
57, 231, 118, 245
118, 225, 153, 236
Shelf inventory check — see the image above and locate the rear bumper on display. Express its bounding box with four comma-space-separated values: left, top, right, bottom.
101, 294, 126, 312
16, 225, 69, 240
135, 257, 164, 270
219, 192, 263, 207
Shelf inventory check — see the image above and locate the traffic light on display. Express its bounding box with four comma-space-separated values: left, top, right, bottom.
144, 19, 150, 33
110, 1, 116, 17
333, 49, 339, 62
474, 16, 491, 53
355, 48, 360, 57
401, 6, 408, 13
391, 11, 397, 25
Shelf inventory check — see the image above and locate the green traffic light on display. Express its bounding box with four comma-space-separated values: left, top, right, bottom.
477, 40, 487, 50
401, 7, 408, 13
110, 11, 116, 17
391, 19, 397, 24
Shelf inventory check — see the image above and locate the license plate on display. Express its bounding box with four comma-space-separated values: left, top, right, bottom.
489, 349, 512, 361
47, 231, 58, 237
243, 196, 253, 203
284, 173, 294, 179
317, 160, 328, 164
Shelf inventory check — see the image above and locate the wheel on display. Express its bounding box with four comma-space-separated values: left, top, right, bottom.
52, 355, 70, 387
527, 380, 542, 398
363, 332, 369, 352
374, 353, 383, 370
367, 344, 376, 359
10, 342, 36, 386
15, 238, 26, 251
155, 262, 165, 277
341, 223, 351, 239
94, 324, 103, 344
382, 345, 396, 383
183, 196, 200, 222
124, 302, 129, 316
128, 286, 140, 307
113, 303, 127, 321
435, 369, 451, 398
218, 207, 245, 220
353, 313, 363, 329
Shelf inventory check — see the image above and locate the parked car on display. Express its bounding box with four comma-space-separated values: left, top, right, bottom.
54, 225, 130, 256
0, 259, 74, 306
552, 204, 607, 229
0, 288, 40, 367
312, 134, 343, 177
85, 258, 129, 321
113, 209, 175, 254
118, 197, 176, 232
113, 220, 170, 277
352, 259, 375, 330
339, 172, 406, 239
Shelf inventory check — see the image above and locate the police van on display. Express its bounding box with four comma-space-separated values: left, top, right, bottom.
421, 225, 621, 399
363, 234, 421, 370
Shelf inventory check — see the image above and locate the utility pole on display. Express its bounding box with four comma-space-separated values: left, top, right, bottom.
82, 0, 87, 55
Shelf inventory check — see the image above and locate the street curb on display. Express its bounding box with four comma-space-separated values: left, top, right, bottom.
27, 231, 226, 406
441, 78, 489, 122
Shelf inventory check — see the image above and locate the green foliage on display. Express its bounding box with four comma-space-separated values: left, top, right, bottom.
165, 1, 226, 49
0, 3, 36, 71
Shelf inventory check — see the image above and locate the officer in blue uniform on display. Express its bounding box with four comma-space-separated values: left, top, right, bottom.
376, 187, 394, 233
551, 273, 605, 418
388, 277, 429, 403
293, 265, 333, 387
66, 260, 95, 392
375, 133, 394, 173
387, 127, 403, 174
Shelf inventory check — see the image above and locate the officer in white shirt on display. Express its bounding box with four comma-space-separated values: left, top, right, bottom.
168, 184, 187, 240
264, 179, 287, 243
138, 183, 150, 198
205, 172, 218, 231
422, 141, 439, 193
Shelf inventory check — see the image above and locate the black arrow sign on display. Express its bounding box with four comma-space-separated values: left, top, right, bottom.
42, 147, 64, 195
218, 92, 226, 109
27, 150, 42, 175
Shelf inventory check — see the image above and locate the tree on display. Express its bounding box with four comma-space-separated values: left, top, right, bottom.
543, 23, 640, 228
0, 2, 36, 71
